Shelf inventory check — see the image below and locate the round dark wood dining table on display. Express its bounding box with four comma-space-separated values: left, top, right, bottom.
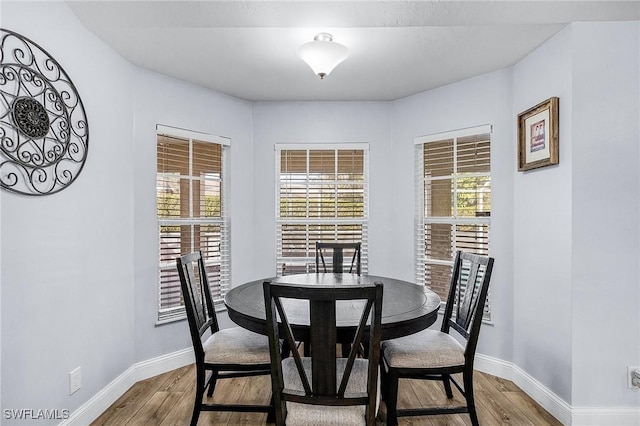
224, 273, 441, 342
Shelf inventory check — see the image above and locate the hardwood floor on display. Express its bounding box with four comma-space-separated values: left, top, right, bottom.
92, 364, 561, 425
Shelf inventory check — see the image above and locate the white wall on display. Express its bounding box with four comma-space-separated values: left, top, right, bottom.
570, 22, 639, 408
512, 26, 575, 403
390, 69, 515, 364
1, 1, 638, 422
132, 70, 255, 362
251, 102, 393, 279
0, 2, 257, 422
1, 2, 136, 423
512, 21, 640, 411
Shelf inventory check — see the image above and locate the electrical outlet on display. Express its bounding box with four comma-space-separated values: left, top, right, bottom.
627, 366, 640, 389
69, 367, 81, 395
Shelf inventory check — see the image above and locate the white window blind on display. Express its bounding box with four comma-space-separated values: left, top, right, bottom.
156, 125, 230, 323
415, 125, 492, 320
276, 144, 369, 276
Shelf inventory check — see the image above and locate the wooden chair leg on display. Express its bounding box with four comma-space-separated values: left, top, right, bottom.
380, 362, 388, 401
464, 371, 479, 426
385, 370, 399, 426
442, 373, 454, 398
266, 395, 276, 423
274, 398, 287, 426
360, 340, 369, 358
206, 370, 218, 397
191, 367, 205, 426
341, 343, 352, 357
281, 340, 292, 358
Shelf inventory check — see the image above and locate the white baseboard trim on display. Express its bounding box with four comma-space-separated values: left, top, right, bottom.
475, 353, 571, 424
475, 354, 640, 426
60, 349, 640, 426
134, 347, 194, 383
58, 365, 136, 426
511, 361, 573, 425
59, 348, 194, 426
474, 352, 514, 380
571, 407, 640, 426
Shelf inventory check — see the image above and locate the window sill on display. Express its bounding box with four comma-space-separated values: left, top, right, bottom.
155, 305, 228, 326
155, 315, 186, 326
436, 309, 494, 326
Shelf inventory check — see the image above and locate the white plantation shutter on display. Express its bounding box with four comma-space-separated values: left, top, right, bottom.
415, 125, 492, 320
276, 144, 369, 275
156, 125, 230, 323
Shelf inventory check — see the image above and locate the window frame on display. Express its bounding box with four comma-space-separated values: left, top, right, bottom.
156, 124, 231, 324
275, 143, 369, 276
414, 125, 492, 321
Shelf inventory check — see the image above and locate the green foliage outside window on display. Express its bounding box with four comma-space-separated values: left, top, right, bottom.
455, 176, 491, 217
157, 193, 222, 218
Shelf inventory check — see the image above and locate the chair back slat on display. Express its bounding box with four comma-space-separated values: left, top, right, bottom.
338, 297, 375, 397
264, 281, 383, 425
309, 299, 337, 394
187, 261, 207, 328
455, 260, 481, 331
442, 252, 494, 351
176, 251, 219, 358
315, 242, 362, 275
272, 295, 313, 395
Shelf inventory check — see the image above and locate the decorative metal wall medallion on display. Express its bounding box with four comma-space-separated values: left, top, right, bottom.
0, 28, 89, 195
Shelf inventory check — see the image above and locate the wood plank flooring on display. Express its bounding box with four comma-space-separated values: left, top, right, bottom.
92, 364, 561, 425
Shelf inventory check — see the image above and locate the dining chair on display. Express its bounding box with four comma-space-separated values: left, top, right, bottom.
176, 251, 274, 426
380, 251, 494, 426
263, 280, 383, 426
315, 241, 362, 275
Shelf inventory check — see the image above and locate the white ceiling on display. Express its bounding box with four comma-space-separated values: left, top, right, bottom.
67, 1, 639, 101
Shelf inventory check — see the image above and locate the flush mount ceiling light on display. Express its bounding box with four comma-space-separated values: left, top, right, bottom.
297, 33, 349, 79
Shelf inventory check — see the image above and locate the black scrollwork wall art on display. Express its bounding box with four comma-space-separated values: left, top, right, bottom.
0, 28, 88, 196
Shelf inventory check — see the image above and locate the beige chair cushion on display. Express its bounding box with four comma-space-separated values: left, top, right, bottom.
382, 329, 465, 369
203, 327, 271, 365
282, 357, 377, 426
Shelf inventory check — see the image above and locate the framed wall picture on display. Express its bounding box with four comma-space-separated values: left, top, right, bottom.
517, 97, 559, 171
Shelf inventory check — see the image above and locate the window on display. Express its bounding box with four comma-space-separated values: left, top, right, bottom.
156, 125, 230, 323
276, 144, 369, 275
415, 125, 491, 319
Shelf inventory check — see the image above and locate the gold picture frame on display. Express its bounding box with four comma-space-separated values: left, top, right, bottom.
518, 97, 559, 171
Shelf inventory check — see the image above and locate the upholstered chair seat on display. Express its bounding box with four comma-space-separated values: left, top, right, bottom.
203, 327, 272, 365
282, 357, 376, 426
382, 329, 465, 369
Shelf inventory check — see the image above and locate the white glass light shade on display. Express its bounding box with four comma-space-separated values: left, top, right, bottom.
297, 33, 349, 79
